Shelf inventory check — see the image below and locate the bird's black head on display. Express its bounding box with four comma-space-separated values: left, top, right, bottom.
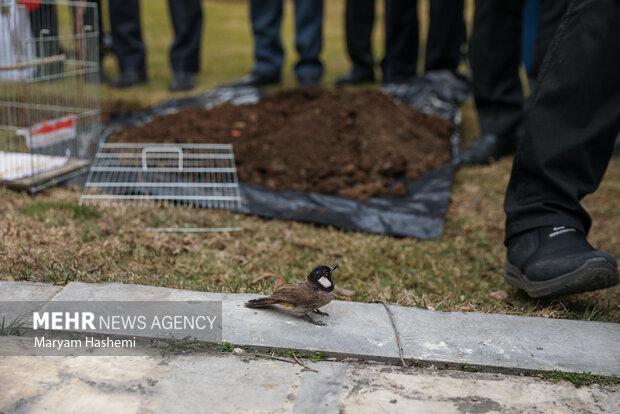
307, 265, 338, 291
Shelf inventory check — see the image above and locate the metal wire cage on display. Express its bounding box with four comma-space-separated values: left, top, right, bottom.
80, 143, 243, 232
0, 0, 101, 192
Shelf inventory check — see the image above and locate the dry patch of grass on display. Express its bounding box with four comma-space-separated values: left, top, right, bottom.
1, 0, 618, 322
2, 154, 618, 322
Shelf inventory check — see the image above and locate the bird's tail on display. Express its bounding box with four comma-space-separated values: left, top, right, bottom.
244, 297, 279, 308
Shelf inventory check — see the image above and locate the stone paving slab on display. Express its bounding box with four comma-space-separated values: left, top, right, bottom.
391, 306, 620, 375
3, 281, 620, 376
0, 281, 63, 322
51, 281, 228, 302
0, 336, 617, 414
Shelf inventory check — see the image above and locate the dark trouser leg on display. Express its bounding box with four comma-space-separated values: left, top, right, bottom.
504, 0, 620, 242
470, 0, 524, 137
382, 0, 418, 83
109, 0, 146, 73
168, 0, 203, 73
29, 3, 61, 66
75, 1, 102, 80
250, 0, 284, 78
527, 0, 568, 85
344, 0, 375, 77
293, 0, 324, 80
425, 0, 465, 73
29, 3, 59, 42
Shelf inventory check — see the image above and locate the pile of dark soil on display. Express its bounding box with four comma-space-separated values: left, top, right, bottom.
109, 88, 453, 200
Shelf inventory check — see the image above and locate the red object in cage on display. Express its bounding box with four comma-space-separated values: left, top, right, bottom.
17, 0, 42, 12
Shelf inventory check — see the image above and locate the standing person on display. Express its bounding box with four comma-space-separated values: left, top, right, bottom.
231, 0, 324, 88
501, 0, 619, 297
108, 0, 203, 91
336, 0, 466, 85
461, 0, 568, 164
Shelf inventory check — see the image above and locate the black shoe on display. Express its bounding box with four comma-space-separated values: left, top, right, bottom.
230, 72, 280, 88
109, 70, 147, 88
504, 226, 619, 298
169, 72, 196, 92
298, 76, 321, 88
335, 71, 375, 86
460, 133, 516, 165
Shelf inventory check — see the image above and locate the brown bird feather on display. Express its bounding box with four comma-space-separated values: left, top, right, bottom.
245, 265, 338, 325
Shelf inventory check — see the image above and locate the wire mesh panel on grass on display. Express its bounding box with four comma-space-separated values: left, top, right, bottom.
0, 0, 101, 192
80, 143, 242, 232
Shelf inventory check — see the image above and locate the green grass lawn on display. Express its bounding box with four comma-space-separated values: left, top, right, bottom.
1, 0, 618, 322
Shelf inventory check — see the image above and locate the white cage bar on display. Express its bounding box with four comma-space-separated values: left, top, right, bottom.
80, 142, 243, 231
0, 0, 101, 192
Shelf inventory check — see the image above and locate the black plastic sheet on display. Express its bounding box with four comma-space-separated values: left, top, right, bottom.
99, 71, 470, 239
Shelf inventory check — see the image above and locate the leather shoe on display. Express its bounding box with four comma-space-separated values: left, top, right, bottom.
109, 70, 147, 88
460, 133, 516, 165
230, 72, 280, 88
298, 76, 321, 88
169, 72, 196, 92
335, 71, 375, 85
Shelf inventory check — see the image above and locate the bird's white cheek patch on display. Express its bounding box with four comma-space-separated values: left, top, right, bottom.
318, 276, 331, 288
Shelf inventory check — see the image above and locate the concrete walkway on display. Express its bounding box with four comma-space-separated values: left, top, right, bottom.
1, 281, 619, 413
1, 336, 618, 413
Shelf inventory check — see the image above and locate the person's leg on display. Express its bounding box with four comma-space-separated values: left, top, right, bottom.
461, 0, 524, 164
425, 0, 465, 73
503, 0, 620, 297
521, 0, 539, 74
168, 0, 202, 74
77, 1, 105, 82
29, 2, 59, 50
382, 0, 418, 84
527, 0, 568, 85
470, 0, 524, 139
293, 0, 324, 83
343, 0, 375, 78
108, 0, 146, 75
29, 2, 63, 74
167, 0, 202, 91
250, 0, 284, 79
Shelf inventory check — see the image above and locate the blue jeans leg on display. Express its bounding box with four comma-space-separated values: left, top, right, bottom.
293, 0, 324, 80
250, 0, 284, 78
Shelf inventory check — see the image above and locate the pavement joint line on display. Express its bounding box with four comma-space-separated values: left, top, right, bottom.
2, 281, 619, 377
46, 282, 69, 303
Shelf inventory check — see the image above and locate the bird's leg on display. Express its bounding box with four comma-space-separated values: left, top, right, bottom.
303, 314, 326, 326
313, 308, 329, 316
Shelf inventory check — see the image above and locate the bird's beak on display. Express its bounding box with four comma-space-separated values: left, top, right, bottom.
329, 265, 339, 275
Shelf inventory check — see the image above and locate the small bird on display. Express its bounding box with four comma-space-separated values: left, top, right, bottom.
244, 265, 338, 326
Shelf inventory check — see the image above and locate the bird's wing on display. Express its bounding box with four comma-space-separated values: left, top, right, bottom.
269, 282, 320, 307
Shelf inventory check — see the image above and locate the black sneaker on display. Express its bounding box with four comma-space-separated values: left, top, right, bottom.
335, 70, 375, 86
109, 70, 147, 88
169, 72, 196, 92
460, 133, 517, 165
298, 76, 321, 88
504, 226, 619, 298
